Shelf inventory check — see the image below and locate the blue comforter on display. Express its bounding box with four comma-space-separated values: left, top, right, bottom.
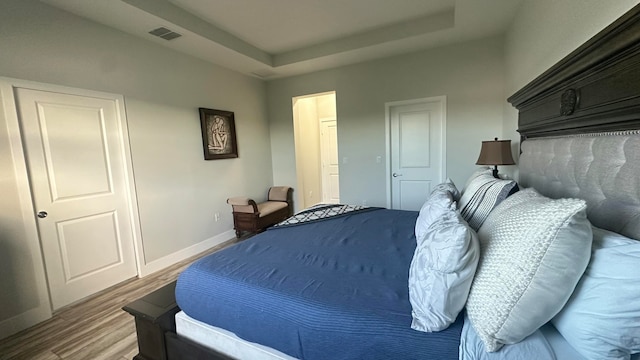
176, 208, 462, 360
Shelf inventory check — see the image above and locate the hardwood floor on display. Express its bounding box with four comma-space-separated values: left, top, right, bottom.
0, 237, 241, 360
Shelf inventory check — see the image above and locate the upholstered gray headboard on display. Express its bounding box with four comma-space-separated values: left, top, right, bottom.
519, 133, 640, 239
508, 5, 640, 240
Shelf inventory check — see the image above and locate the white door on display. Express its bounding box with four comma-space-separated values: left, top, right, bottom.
389, 98, 445, 210
320, 118, 340, 204
16, 88, 138, 310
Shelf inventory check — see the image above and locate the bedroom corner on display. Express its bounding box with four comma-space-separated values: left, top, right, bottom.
0, 0, 274, 340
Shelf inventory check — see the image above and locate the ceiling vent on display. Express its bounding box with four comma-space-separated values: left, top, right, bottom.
149, 27, 182, 41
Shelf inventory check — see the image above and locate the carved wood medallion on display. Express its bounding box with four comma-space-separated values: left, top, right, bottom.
560, 88, 578, 116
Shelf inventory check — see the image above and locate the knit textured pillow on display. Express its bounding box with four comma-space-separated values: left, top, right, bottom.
458, 171, 518, 231
466, 188, 592, 352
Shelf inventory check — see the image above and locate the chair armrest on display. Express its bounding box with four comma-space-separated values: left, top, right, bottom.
268, 186, 292, 202
227, 197, 258, 213
227, 197, 251, 206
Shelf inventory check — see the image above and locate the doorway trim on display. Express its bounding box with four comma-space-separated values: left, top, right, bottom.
291, 91, 337, 209
0, 77, 143, 337
0, 78, 51, 337
384, 96, 447, 208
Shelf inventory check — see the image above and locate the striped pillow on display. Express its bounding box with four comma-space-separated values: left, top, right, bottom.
458, 172, 518, 231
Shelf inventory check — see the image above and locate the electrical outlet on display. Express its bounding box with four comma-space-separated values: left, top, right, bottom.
214, 213, 220, 222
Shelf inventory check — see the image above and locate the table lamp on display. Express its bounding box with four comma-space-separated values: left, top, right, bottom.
476, 137, 515, 178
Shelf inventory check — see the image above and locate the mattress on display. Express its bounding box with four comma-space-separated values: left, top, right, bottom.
176, 311, 295, 360
176, 208, 463, 360
177, 310, 590, 360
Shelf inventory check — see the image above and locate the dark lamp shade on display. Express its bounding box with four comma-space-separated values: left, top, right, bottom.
476, 139, 515, 166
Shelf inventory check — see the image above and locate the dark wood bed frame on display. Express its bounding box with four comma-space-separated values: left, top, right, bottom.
508, 4, 640, 140
123, 4, 640, 360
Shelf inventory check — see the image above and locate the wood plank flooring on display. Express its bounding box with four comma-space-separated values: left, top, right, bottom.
0, 237, 241, 360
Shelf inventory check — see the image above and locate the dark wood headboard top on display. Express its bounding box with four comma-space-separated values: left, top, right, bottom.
508, 4, 640, 139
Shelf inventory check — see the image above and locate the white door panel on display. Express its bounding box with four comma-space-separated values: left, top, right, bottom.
398, 180, 432, 211
399, 112, 431, 168
389, 98, 445, 210
321, 119, 340, 204
16, 88, 137, 310
38, 103, 113, 200
57, 211, 122, 281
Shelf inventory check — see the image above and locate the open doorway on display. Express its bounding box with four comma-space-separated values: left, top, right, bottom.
292, 91, 339, 209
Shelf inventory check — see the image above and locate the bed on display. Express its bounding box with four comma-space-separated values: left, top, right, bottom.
125, 4, 640, 360
176, 206, 464, 360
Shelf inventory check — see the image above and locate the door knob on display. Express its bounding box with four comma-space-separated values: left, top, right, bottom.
392, 173, 403, 177
37, 211, 48, 218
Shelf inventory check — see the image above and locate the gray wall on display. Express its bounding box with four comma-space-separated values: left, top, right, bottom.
502, 0, 640, 178
0, 0, 272, 332
268, 36, 506, 207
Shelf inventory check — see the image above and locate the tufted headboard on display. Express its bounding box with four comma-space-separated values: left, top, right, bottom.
508, 4, 640, 240
518, 133, 640, 239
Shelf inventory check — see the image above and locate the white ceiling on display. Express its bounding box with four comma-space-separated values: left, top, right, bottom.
41, 0, 522, 80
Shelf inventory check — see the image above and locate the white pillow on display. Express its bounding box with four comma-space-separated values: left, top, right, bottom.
408, 209, 479, 332
552, 226, 640, 360
432, 178, 460, 201
460, 313, 556, 360
414, 182, 458, 244
466, 188, 592, 352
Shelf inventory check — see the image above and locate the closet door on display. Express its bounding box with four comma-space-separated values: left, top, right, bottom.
16, 87, 138, 310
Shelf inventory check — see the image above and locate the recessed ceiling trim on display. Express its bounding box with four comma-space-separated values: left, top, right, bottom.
42, 0, 523, 79
121, 0, 273, 65
122, 0, 455, 69
250, 69, 278, 79
273, 9, 455, 67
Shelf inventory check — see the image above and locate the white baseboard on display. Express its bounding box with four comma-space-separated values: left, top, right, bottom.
0, 305, 51, 340
0, 230, 236, 340
138, 229, 236, 277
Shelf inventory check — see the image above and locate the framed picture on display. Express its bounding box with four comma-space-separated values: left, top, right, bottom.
199, 108, 238, 160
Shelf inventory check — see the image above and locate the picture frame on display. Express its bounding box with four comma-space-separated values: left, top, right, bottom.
199, 108, 238, 160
